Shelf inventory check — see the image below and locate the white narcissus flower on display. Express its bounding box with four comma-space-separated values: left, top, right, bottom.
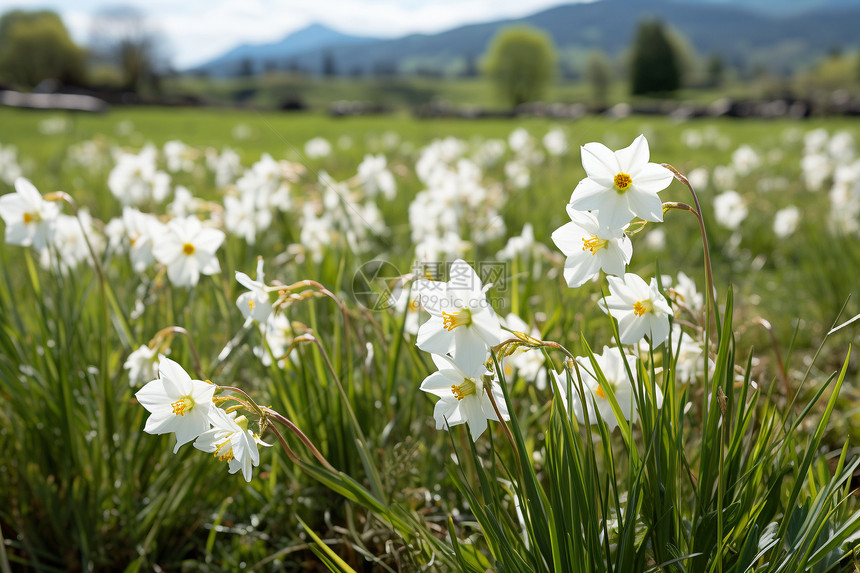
713, 190, 748, 230
357, 154, 396, 200
554, 346, 661, 431
223, 193, 272, 245
194, 408, 270, 482
543, 128, 569, 157
668, 326, 713, 385
414, 259, 505, 360
135, 356, 216, 452
773, 205, 800, 238
152, 216, 225, 287
419, 349, 509, 441
254, 312, 296, 368
46, 210, 105, 273
570, 135, 674, 230
670, 271, 704, 314
124, 344, 160, 387
235, 257, 273, 325
304, 137, 332, 159
123, 207, 165, 273
599, 273, 673, 347
0, 177, 59, 249
551, 206, 632, 288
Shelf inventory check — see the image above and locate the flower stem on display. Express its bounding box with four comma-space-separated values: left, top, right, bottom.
263, 407, 337, 472
662, 164, 720, 332
753, 317, 791, 399
151, 326, 204, 379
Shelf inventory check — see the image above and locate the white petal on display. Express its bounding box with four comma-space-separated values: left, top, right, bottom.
551, 221, 588, 257
618, 314, 648, 345
158, 357, 192, 396
631, 162, 673, 194
590, 193, 634, 230
14, 177, 42, 205
615, 135, 650, 173
416, 318, 453, 355
421, 371, 458, 398
196, 228, 226, 252
563, 251, 601, 288
626, 188, 664, 223
569, 178, 610, 210
580, 143, 618, 183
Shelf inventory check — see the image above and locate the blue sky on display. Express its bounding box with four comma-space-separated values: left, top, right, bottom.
0, 0, 581, 68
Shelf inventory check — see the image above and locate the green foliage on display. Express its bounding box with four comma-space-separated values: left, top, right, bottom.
0, 10, 85, 89
482, 25, 557, 107
630, 19, 681, 96
706, 54, 726, 88
585, 50, 613, 107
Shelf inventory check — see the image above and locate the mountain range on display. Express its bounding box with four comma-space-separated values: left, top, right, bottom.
190, 0, 860, 78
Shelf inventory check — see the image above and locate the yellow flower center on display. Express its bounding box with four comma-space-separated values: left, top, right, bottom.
214, 439, 234, 462
182, 243, 195, 255
614, 172, 632, 192
248, 299, 256, 311
23, 212, 35, 225
441, 308, 472, 331
171, 395, 195, 416
633, 299, 653, 317
451, 378, 477, 401
595, 385, 607, 399
582, 235, 609, 255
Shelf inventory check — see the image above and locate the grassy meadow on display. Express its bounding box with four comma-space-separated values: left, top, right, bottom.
1, 105, 859, 571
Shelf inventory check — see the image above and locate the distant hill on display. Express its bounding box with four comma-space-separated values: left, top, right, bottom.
680, 0, 860, 16
192, 23, 381, 77
190, 0, 860, 78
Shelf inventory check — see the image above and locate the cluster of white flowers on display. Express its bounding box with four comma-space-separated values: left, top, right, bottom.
224, 153, 294, 245
804, 130, 860, 234
410, 138, 506, 261
550, 135, 687, 430
413, 259, 510, 441
108, 145, 171, 206
135, 356, 270, 482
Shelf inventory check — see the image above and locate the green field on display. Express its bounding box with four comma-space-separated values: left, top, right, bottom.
1, 106, 859, 571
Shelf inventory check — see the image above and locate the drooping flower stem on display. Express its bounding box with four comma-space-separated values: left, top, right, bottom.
265, 421, 302, 465
150, 326, 204, 379
661, 164, 720, 333
216, 383, 333, 469
262, 407, 337, 472
484, 379, 519, 459
752, 317, 791, 398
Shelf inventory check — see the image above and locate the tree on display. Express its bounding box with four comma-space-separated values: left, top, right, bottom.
585, 50, 613, 107
89, 5, 168, 93
706, 54, 725, 88
0, 10, 86, 89
630, 19, 681, 95
483, 25, 557, 107
322, 50, 336, 76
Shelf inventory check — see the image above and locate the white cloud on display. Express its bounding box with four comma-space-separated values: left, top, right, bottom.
0, 0, 576, 68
